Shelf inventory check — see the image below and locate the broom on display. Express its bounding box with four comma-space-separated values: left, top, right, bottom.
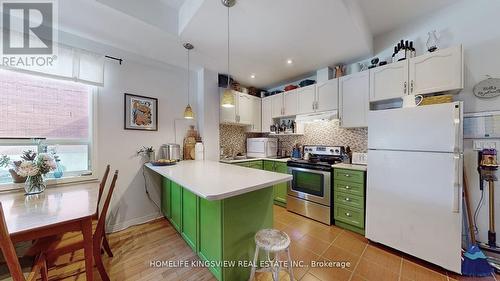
461, 170, 493, 276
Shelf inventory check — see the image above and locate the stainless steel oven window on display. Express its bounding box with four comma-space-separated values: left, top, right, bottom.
291, 169, 325, 197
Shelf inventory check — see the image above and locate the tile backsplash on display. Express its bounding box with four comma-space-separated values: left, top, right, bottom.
219, 120, 367, 157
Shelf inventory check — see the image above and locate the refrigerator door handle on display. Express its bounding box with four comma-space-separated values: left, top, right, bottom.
452, 154, 462, 213
453, 103, 462, 153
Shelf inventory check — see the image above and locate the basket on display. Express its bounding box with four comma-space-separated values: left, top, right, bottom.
420, 94, 453, 106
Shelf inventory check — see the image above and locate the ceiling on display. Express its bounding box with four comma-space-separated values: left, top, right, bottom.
54, 0, 459, 89
358, 0, 459, 36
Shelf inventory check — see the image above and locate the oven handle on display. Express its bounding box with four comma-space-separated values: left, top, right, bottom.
287, 166, 331, 176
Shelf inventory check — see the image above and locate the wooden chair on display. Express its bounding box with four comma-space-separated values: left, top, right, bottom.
41, 170, 118, 281
0, 202, 48, 281
97, 165, 113, 258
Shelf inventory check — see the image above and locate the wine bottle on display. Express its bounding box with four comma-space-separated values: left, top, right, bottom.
404, 41, 409, 60
392, 46, 397, 63
410, 41, 415, 58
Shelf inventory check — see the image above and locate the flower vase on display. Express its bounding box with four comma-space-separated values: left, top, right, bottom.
24, 174, 46, 195
53, 161, 64, 178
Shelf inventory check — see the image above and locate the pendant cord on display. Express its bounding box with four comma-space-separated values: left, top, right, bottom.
227, 5, 230, 89
187, 47, 190, 105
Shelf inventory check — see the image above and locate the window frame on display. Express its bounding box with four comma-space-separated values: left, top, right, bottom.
0, 86, 99, 190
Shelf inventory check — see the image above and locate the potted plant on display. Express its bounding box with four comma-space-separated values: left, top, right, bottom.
137, 146, 155, 162
16, 151, 56, 195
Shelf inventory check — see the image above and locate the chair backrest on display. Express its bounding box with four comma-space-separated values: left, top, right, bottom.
94, 170, 118, 249
0, 202, 26, 281
97, 165, 111, 206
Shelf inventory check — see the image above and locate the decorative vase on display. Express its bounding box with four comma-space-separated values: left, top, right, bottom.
24, 174, 46, 195
426, 30, 439, 52
53, 161, 64, 178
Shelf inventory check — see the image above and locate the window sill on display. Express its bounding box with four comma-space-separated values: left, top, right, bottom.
0, 175, 99, 192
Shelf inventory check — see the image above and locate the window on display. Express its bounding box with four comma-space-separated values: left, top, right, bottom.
0, 69, 95, 185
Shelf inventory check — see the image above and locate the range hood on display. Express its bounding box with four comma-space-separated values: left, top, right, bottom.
295, 110, 338, 123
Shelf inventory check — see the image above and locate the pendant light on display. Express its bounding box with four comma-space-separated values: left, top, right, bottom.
220, 0, 236, 108
183, 43, 195, 119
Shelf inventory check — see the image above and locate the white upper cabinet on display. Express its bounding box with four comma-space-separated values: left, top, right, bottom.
316, 79, 338, 112
247, 95, 261, 132
219, 89, 238, 123
339, 71, 369, 128
271, 93, 284, 118
369, 60, 409, 102
297, 85, 316, 114
283, 90, 299, 116
261, 96, 272, 133
237, 92, 252, 125
409, 45, 463, 95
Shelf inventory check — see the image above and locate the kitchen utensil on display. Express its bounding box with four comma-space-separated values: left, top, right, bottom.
303, 152, 311, 161
284, 85, 299, 92
402, 94, 423, 108
161, 144, 181, 161
299, 79, 316, 87
151, 159, 177, 166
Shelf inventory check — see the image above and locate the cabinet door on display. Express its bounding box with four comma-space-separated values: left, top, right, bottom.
170, 181, 182, 232
316, 80, 338, 112
198, 198, 222, 280
273, 162, 288, 206
283, 90, 299, 116
297, 85, 316, 114
409, 45, 463, 95
339, 71, 369, 128
369, 60, 409, 102
271, 93, 284, 118
249, 96, 261, 132
261, 97, 273, 133
219, 89, 237, 123
263, 160, 274, 171
237, 93, 252, 125
161, 178, 171, 219
182, 188, 198, 251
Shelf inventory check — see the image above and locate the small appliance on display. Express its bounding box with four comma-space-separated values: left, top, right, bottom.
287, 145, 345, 224
246, 138, 278, 158
160, 144, 181, 161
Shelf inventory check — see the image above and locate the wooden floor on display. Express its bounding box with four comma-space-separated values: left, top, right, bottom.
41, 206, 500, 281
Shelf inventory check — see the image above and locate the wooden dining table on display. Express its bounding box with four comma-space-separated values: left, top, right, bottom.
0, 181, 100, 281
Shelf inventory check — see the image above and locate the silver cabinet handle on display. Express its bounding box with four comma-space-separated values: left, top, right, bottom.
344, 174, 350, 177
345, 186, 350, 189
404, 81, 407, 94
345, 197, 350, 202
410, 80, 414, 93
345, 212, 351, 217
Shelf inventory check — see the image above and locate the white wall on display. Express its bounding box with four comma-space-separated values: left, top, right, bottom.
98, 60, 198, 232
373, 0, 500, 244
196, 68, 220, 160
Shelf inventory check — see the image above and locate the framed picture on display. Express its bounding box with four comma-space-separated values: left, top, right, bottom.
124, 93, 158, 131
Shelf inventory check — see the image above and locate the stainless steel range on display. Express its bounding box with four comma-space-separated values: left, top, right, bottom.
287, 145, 345, 224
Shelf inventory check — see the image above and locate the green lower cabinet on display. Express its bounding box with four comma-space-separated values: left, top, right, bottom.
198, 198, 222, 280
161, 178, 171, 219
333, 168, 366, 235
162, 176, 275, 281
170, 181, 182, 232
273, 162, 288, 207
182, 188, 198, 251
263, 160, 274, 171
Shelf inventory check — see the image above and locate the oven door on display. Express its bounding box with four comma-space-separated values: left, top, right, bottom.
287, 167, 331, 206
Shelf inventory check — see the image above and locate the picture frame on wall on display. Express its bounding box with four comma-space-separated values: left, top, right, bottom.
124, 93, 158, 131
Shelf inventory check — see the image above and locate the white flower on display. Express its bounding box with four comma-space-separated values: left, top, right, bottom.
17, 161, 40, 177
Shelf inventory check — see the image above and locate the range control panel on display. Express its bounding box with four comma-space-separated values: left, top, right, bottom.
303, 145, 344, 156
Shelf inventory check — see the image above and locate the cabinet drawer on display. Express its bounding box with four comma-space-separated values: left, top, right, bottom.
334, 191, 364, 209
334, 168, 364, 183
334, 180, 364, 197
334, 204, 364, 228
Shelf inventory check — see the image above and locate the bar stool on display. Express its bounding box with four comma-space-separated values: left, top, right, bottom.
249, 229, 294, 281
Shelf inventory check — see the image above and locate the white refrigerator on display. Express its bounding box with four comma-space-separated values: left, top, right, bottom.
366, 102, 463, 273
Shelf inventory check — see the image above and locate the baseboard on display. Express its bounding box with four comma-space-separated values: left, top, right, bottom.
107, 212, 163, 233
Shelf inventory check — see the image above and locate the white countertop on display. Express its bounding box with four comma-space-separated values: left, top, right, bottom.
145, 161, 292, 200
219, 157, 290, 164
332, 163, 368, 172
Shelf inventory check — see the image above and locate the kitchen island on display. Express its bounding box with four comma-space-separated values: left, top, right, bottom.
145, 161, 292, 281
